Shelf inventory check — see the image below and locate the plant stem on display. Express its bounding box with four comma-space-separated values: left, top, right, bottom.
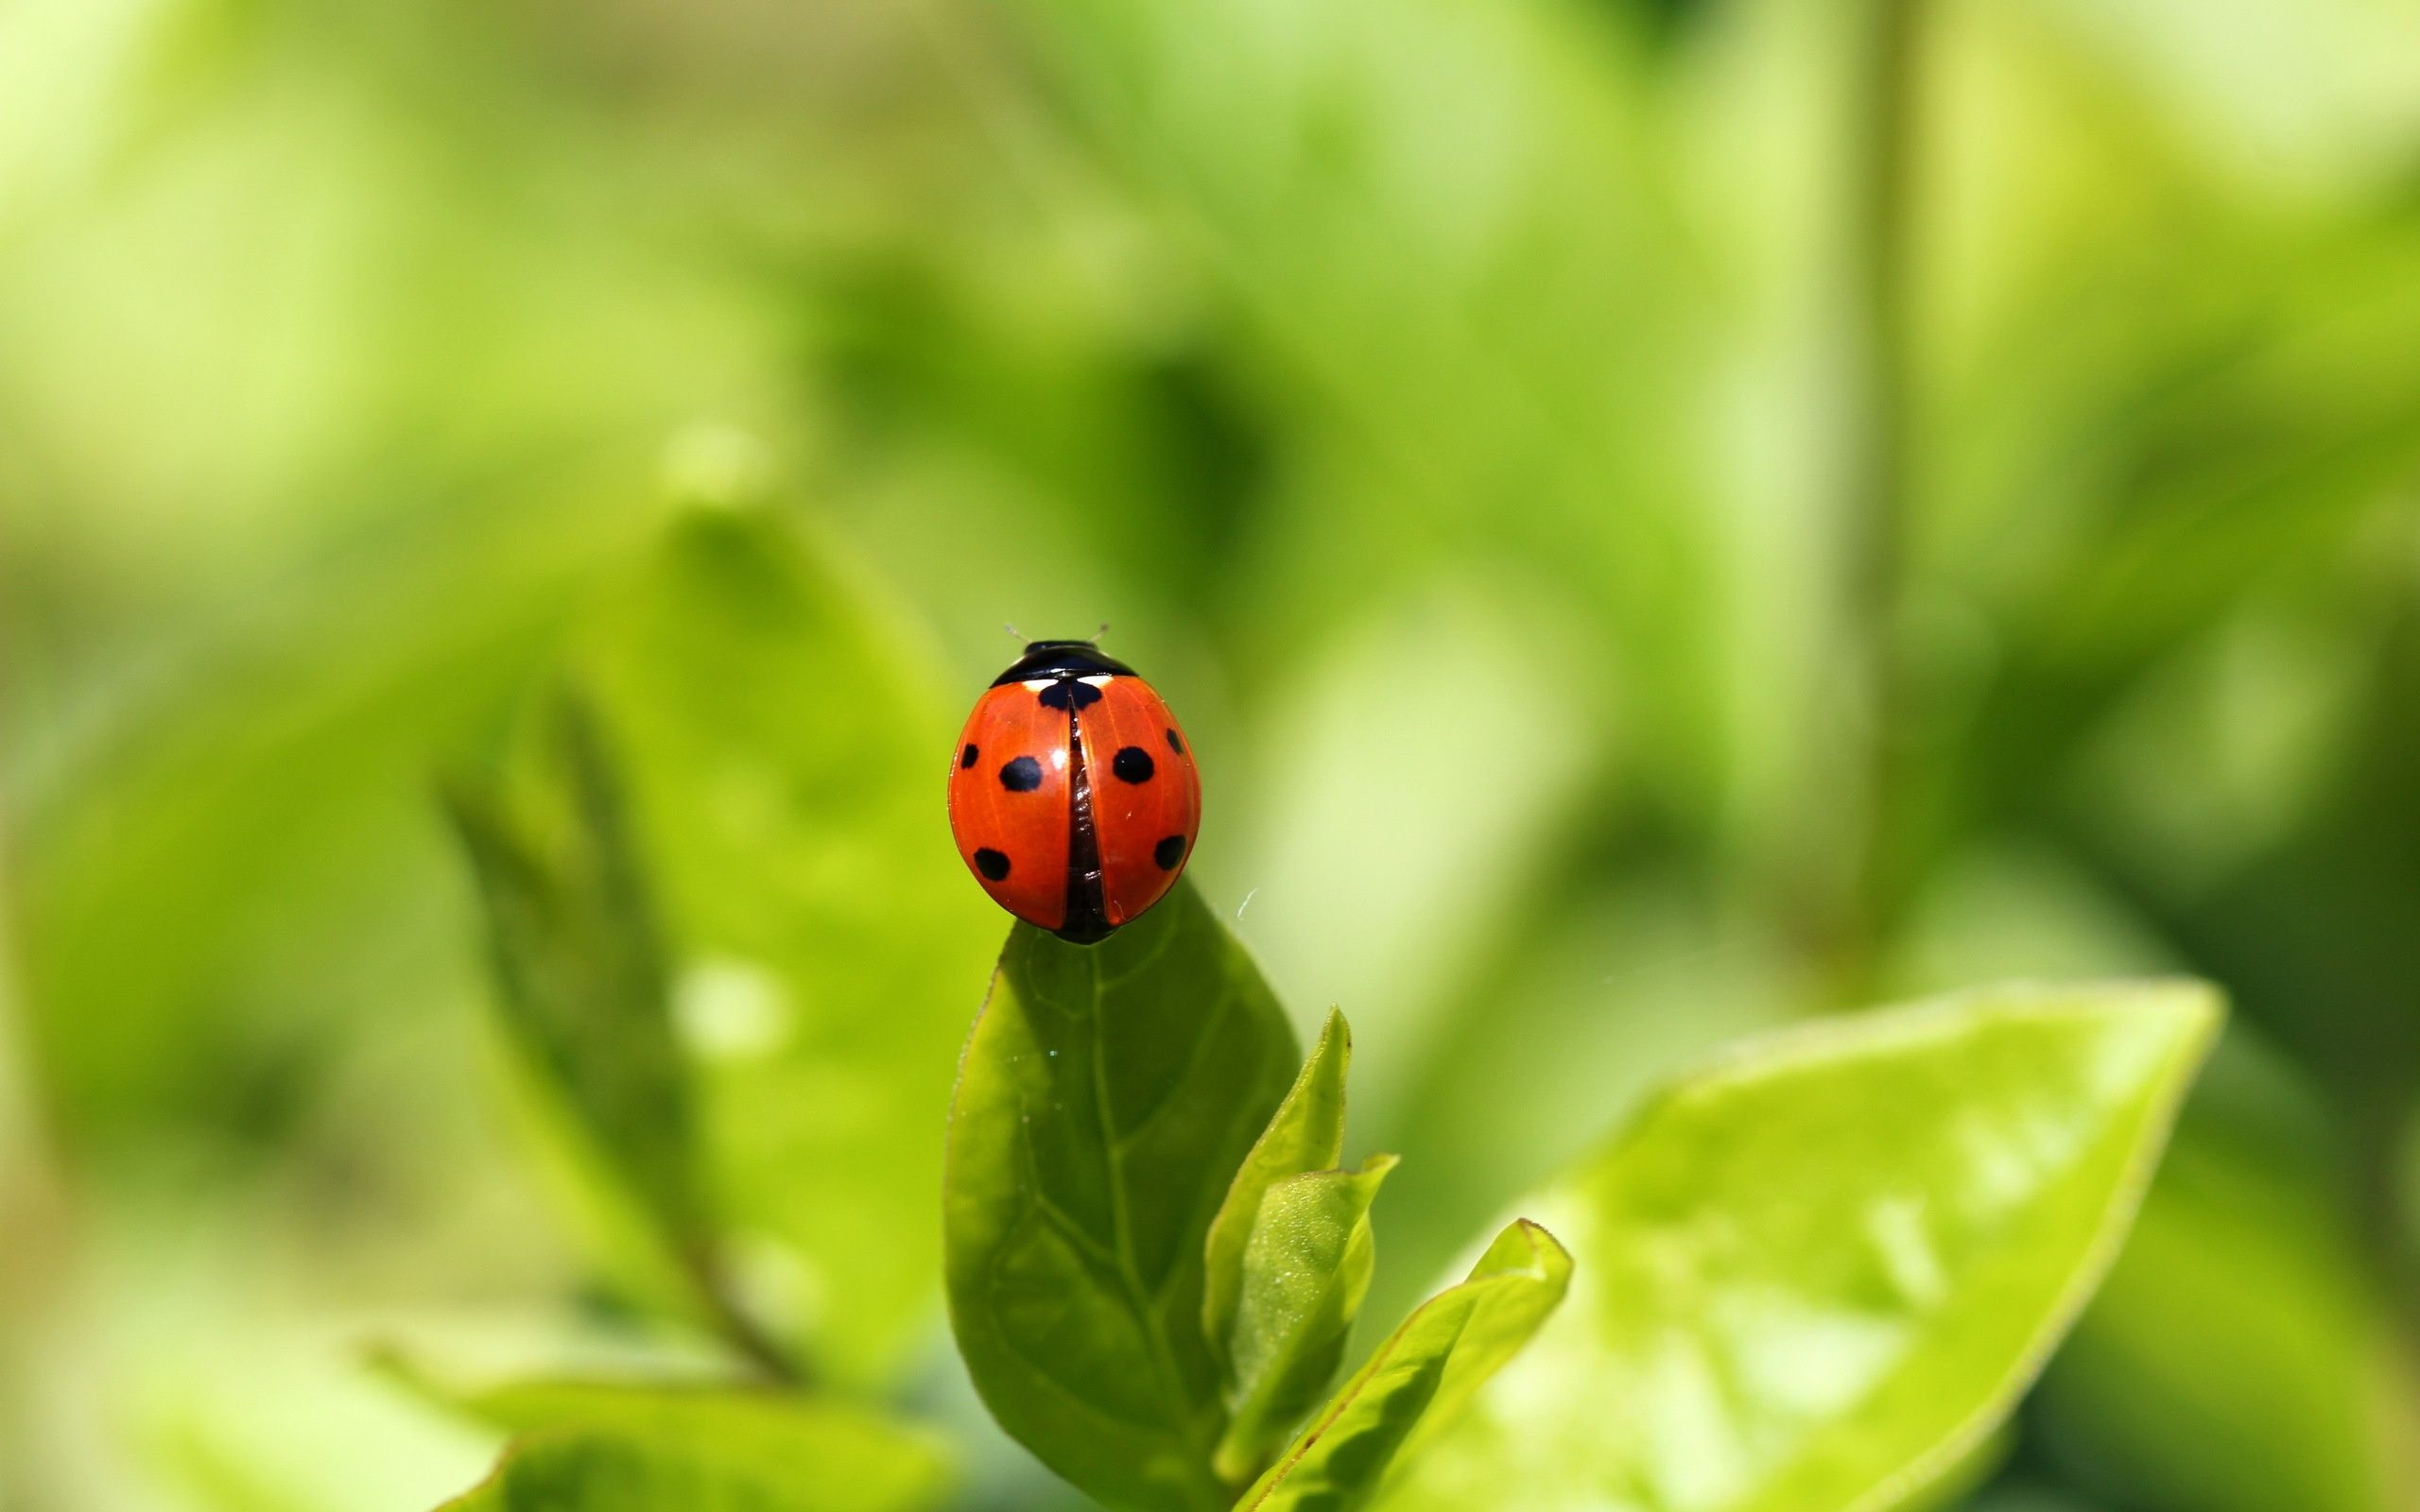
682, 1239, 812, 1388
1792, 0, 1927, 1002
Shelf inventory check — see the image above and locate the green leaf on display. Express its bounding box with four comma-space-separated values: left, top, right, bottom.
944, 880, 1301, 1512
444, 697, 700, 1245
428, 1382, 951, 1512
1215, 1153, 1398, 1486
12, 483, 640, 1147
573, 506, 1003, 1380
1204, 1008, 1353, 1368
1241, 1219, 1574, 1512
2034, 1131, 2401, 1512
1383, 981, 2222, 1512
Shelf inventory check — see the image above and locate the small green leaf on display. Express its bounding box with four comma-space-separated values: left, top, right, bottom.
444, 697, 699, 1245
1242, 1219, 1574, 1512
429, 1382, 951, 1512
1384, 981, 2222, 1512
579, 507, 1004, 1381
945, 881, 1301, 1512
441, 1432, 780, 1512
1215, 1153, 1398, 1485
1204, 1009, 1353, 1366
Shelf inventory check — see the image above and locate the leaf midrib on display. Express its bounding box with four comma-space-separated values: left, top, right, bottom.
1084, 946, 1226, 1463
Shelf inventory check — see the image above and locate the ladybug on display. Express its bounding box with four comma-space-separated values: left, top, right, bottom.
947, 639, 1201, 943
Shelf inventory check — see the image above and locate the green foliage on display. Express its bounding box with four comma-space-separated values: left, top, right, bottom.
1203, 1010, 1355, 1369
445, 697, 701, 1249
7, 0, 2416, 1508
10, 489, 632, 1140
440, 507, 996, 1380
947, 886, 1571, 1508
414, 507, 1008, 1506
1386, 983, 2221, 1512
944, 883, 1302, 1510
1214, 1153, 1397, 1483
389, 1358, 944, 1477
437, 1397, 948, 1512
568, 506, 999, 1381
2034, 1129, 2399, 1512
1242, 1220, 1574, 1512
946, 878, 2215, 1512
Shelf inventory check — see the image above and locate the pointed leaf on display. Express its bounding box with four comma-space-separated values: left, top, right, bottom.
577, 507, 1003, 1379
1205, 1008, 1353, 1366
945, 881, 1301, 1512
1384, 981, 2222, 1512
1242, 1220, 1574, 1512
1215, 1154, 1398, 1485
429, 1382, 950, 1512
444, 698, 699, 1245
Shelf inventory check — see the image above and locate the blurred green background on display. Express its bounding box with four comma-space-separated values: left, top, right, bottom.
4, 0, 2419, 1507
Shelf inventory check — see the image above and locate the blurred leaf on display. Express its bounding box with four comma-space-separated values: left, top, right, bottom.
2032, 1132, 2402, 1512
1958, 1489, 2103, 1512
1204, 1008, 1353, 1369
1011, 0, 1721, 805
1215, 1154, 1398, 1486
1878, 1420, 2014, 1512
1240, 1218, 1572, 1512
446, 698, 699, 1246
387, 1354, 943, 1465
430, 1384, 951, 1512
1386, 981, 2220, 1512
392, 1344, 952, 1511
571, 505, 1002, 1382
945, 881, 1299, 1512
1360, 881, 1789, 1328
1225, 588, 1599, 1129
9, 487, 641, 1145
0, 0, 782, 1151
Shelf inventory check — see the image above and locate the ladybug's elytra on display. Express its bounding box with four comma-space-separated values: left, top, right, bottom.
947, 640, 1201, 943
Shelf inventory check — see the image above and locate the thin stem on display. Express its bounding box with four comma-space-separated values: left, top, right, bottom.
680, 1240, 812, 1388
1845, 0, 1921, 627
1789, 0, 1927, 1002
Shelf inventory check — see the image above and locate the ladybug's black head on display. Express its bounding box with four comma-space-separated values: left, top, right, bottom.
993, 639, 1135, 685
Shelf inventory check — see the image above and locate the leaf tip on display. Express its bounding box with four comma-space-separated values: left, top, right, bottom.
1474, 1217, 1573, 1286
2135, 975, 2226, 1048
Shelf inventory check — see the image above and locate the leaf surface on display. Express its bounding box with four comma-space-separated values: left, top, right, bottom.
1215, 1154, 1397, 1483
945, 881, 1300, 1512
1383, 981, 2221, 1512
1243, 1219, 1573, 1512
446, 699, 699, 1245
1203, 1008, 1352, 1366
430, 1381, 949, 1512
574, 507, 1001, 1379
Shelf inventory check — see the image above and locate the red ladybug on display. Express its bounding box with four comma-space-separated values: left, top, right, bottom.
947, 640, 1201, 942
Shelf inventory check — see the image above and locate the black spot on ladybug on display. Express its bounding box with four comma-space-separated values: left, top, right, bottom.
960, 743, 979, 769
1153, 834, 1186, 870
974, 848, 1011, 881
1113, 747, 1154, 783
1000, 756, 1044, 792
1038, 679, 1103, 711
1165, 729, 1184, 756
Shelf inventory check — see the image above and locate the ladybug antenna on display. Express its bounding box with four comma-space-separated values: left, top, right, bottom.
1093, 622, 1111, 644
1002, 622, 1024, 642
